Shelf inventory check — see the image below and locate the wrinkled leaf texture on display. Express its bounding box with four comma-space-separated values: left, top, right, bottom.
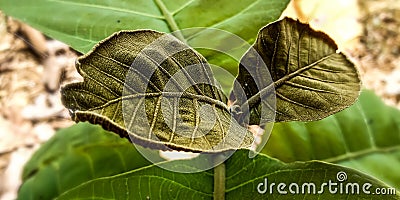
233, 17, 360, 125
0, 0, 290, 76
61, 30, 253, 152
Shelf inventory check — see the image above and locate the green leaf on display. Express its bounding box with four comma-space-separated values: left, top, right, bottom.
232, 17, 361, 124
0, 0, 290, 75
61, 30, 253, 152
57, 149, 399, 199
18, 122, 154, 200
263, 90, 400, 190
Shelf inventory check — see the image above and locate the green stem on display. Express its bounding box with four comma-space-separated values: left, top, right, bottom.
154, 0, 187, 43
239, 84, 274, 119
213, 155, 226, 200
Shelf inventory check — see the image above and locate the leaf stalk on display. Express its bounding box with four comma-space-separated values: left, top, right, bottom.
213, 154, 226, 200
154, 0, 187, 43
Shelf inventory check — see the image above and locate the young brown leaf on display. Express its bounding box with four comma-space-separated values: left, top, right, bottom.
232, 17, 361, 124
61, 30, 253, 152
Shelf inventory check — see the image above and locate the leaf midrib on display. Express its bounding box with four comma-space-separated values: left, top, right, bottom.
323, 144, 400, 164
86, 92, 230, 112
154, 0, 186, 42
58, 161, 213, 198
274, 54, 334, 88
48, 0, 189, 45
48, 0, 164, 19
241, 54, 334, 113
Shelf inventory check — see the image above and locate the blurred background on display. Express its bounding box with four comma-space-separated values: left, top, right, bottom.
1, 0, 399, 199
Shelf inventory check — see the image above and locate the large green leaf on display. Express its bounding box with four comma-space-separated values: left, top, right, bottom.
61, 30, 253, 152
0, 0, 290, 74
232, 17, 361, 124
57, 149, 399, 199
263, 90, 400, 190
18, 122, 154, 200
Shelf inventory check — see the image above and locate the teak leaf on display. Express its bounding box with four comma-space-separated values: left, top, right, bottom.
263, 90, 400, 190
233, 17, 361, 124
0, 0, 290, 75
56, 150, 399, 199
18, 122, 154, 200
61, 30, 253, 152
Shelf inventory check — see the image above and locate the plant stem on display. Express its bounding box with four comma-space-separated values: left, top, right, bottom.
213, 155, 226, 200
154, 0, 187, 43
239, 84, 274, 118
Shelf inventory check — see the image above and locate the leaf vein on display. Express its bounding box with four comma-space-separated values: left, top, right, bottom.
48, 0, 164, 19
276, 91, 325, 112
284, 81, 340, 94
149, 96, 162, 139
171, 0, 197, 15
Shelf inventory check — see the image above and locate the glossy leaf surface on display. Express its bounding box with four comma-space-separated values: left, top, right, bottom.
263, 90, 400, 190
57, 150, 399, 199
18, 122, 153, 200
